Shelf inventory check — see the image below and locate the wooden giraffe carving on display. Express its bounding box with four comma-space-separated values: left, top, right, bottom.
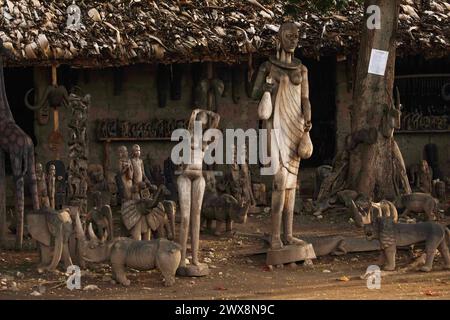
0, 39, 40, 249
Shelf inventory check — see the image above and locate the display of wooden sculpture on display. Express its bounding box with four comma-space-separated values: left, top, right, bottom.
252, 22, 315, 266
97, 118, 188, 140
67, 93, 90, 215
0, 39, 40, 249
176, 109, 220, 277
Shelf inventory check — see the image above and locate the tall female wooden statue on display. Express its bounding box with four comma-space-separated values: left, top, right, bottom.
176, 109, 220, 276
252, 23, 315, 264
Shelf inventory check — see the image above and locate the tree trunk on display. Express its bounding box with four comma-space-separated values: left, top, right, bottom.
348, 0, 410, 201
0, 149, 5, 246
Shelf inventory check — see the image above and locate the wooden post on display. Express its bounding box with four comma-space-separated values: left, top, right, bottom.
0, 148, 6, 247
50, 64, 61, 160
52, 64, 59, 160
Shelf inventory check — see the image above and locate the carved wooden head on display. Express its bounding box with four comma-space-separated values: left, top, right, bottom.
132, 144, 141, 158
278, 22, 299, 54
118, 145, 128, 160
48, 164, 56, 176
35, 163, 44, 175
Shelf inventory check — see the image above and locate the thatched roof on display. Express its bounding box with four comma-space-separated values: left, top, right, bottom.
1, 0, 449, 67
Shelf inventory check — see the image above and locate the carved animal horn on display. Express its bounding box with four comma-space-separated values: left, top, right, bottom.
101, 229, 108, 242
24, 86, 50, 111
46, 222, 64, 271
88, 223, 99, 241
73, 209, 86, 242
101, 205, 114, 241
355, 202, 369, 219
350, 200, 363, 228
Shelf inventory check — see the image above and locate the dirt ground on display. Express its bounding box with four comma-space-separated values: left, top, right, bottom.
1, 210, 450, 300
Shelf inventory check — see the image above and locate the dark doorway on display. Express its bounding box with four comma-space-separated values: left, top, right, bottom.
3, 67, 36, 174
300, 56, 337, 168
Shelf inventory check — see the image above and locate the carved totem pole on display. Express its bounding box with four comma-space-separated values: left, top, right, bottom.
252, 23, 316, 266
67, 93, 90, 214
176, 109, 220, 276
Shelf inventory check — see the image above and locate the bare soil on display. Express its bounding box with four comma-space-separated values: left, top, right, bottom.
1, 211, 450, 300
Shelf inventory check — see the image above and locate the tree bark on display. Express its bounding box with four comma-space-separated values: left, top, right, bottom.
348, 0, 409, 200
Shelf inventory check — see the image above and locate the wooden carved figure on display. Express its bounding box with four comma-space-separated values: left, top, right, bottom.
118, 145, 133, 201
36, 163, 50, 209
176, 109, 220, 276
130, 144, 155, 200
417, 160, 433, 194
47, 164, 56, 209
252, 22, 313, 250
